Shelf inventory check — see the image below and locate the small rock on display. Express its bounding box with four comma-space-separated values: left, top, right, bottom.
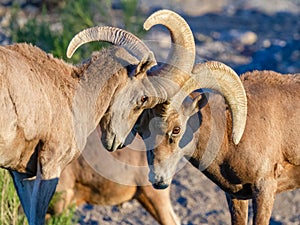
229, 30, 257, 45
263, 39, 271, 48
119, 201, 133, 209
273, 39, 286, 47
103, 215, 112, 222
239, 31, 257, 45
194, 32, 213, 42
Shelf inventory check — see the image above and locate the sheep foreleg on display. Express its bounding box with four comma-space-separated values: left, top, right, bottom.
137, 185, 180, 225
252, 178, 277, 225
225, 193, 248, 225
9, 171, 34, 221
29, 176, 58, 225
9, 168, 58, 225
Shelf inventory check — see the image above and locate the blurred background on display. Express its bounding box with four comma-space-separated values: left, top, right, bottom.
0, 0, 299, 224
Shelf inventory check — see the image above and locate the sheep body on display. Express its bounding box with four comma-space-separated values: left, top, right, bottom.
0, 10, 198, 223
55, 130, 179, 225
0, 42, 160, 225
0, 44, 131, 177
0, 44, 76, 175
141, 70, 300, 224
0, 9, 198, 223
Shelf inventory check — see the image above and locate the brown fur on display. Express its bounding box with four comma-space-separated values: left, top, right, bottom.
0, 41, 175, 225
195, 71, 300, 224
54, 130, 180, 225
0, 43, 137, 178
141, 70, 300, 225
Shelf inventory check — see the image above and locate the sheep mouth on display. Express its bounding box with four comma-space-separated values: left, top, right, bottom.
149, 172, 170, 189
103, 134, 124, 152
111, 135, 124, 151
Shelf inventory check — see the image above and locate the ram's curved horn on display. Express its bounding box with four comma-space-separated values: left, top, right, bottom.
144, 9, 195, 87
171, 61, 247, 145
66, 26, 156, 66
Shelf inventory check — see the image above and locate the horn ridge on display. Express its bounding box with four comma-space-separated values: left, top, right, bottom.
171, 61, 247, 144
66, 26, 155, 63
144, 10, 195, 93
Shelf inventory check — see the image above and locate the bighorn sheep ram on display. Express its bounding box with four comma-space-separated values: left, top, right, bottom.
138, 64, 300, 224
55, 10, 196, 225
0, 9, 195, 224
54, 129, 179, 225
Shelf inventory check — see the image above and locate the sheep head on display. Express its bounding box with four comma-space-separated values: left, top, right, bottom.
137, 61, 248, 189
67, 10, 196, 151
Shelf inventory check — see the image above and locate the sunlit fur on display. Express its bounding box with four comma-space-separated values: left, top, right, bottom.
139, 70, 300, 225
0, 43, 164, 225
54, 130, 180, 225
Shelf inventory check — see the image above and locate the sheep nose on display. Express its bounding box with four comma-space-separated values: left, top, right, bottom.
103, 134, 124, 152
153, 180, 169, 190
148, 170, 169, 189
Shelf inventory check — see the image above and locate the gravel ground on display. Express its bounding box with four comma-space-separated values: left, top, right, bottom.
1, 0, 300, 224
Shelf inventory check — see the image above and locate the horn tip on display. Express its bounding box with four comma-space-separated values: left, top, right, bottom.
233, 136, 240, 145
148, 51, 157, 66
66, 53, 72, 59
66, 47, 74, 59
233, 123, 246, 145
143, 21, 151, 31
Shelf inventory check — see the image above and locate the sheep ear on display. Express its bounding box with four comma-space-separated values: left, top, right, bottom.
135, 52, 156, 78
197, 93, 209, 109
188, 93, 208, 116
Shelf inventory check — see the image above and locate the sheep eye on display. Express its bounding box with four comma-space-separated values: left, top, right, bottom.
172, 127, 181, 135
141, 95, 148, 103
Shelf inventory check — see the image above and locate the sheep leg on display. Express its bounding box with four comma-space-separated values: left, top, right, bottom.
252, 178, 277, 225
31, 154, 59, 225
29, 176, 58, 225
10, 166, 58, 225
225, 193, 248, 225
52, 188, 75, 215
276, 164, 300, 193
137, 186, 180, 225
9, 171, 34, 220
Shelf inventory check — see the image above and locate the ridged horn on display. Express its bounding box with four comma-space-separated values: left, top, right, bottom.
171, 61, 247, 145
66, 26, 156, 65
144, 9, 195, 88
